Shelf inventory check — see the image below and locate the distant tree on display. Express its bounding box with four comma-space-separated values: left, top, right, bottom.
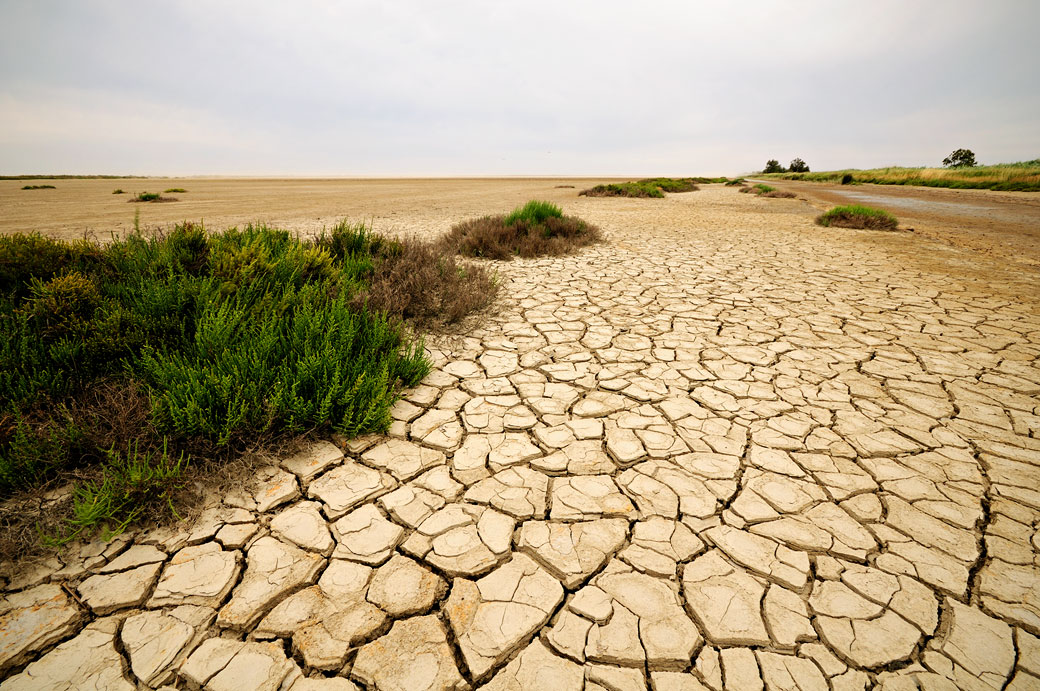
942, 149, 977, 168
788, 158, 810, 173
763, 159, 784, 173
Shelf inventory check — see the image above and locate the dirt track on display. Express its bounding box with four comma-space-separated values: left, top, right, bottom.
758, 178, 1040, 270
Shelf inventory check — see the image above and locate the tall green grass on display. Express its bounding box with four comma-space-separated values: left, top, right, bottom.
503, 200, 563, 225
759, 160, 1040, 191
0, 223, 430, 499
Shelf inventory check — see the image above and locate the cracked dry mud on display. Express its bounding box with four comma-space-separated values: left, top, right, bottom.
2, 185, 1040, 690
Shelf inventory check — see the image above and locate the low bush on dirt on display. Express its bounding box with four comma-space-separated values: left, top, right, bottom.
725, 178, 746, 186
112, 189, 125, 194
316, 223, 498, 330
131, 192, 177, 203
21, 185, 56, 190
164, 188, 187, 194
740, 183, 796, 199
443, 200, 601, 260
579, 177, 704, 198
580, 182, 664, 198
638, 178, 700, 193
815, 204, 898, 230
0, 220, 493, 548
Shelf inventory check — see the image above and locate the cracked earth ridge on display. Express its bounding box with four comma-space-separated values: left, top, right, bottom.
2, 189, 1040, 690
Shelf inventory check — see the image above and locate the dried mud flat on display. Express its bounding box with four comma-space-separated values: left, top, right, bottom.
2, 183, 1040, 690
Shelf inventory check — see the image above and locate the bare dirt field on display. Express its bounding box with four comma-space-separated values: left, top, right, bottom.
0, 177, 626, 242
2, 181, 1040, 689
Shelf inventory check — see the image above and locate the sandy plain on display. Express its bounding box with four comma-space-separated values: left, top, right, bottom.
0, 177, 629, 242
2, 180, 1040, 690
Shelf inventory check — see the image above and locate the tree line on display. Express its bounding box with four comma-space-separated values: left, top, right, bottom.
761, 149, 978, 174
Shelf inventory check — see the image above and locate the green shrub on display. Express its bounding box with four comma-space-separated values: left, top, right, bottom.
816, 204, 898, 230
724, 178, 746, 186
113, 189, 125, 194
0, 233, 73, 294
0, 221, 503, 549
0, 411, 80, 490
0, 224, 437, 491
135, 192, 160, 202
164, 188, 187, 193
21, 185, 56, 190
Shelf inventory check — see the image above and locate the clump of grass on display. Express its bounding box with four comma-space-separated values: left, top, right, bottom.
131, 191, 177, 203
21, 185, 56, 190
0, 220, 502, 550
758, 160, 1040, 192
444, 200, 601, 260
112, 189, 125, 194
725, 178, 746, 186
815, 204, 898, 230
164, 188, 187, 193
739, 183, 796, 198
503, 200, 564, 225
580, 177, 703, 198
45, 440, 189, 544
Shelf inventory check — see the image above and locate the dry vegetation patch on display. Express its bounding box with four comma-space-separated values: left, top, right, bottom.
740, 183, 796, 198
443, 200, 601, 260
359, 237, 497, 329
579, 177, 712, 198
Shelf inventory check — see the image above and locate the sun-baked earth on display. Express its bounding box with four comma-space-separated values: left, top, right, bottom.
1, 181, 1039, 690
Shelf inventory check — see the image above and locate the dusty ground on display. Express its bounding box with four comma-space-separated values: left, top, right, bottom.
0, 177, 625, 242
1, 183, 1039, 690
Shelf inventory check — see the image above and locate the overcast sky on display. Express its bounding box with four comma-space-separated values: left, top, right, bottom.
1, 0, 1037, 176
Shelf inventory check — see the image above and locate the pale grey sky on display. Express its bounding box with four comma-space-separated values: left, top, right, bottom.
1, 0, 1037, 176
